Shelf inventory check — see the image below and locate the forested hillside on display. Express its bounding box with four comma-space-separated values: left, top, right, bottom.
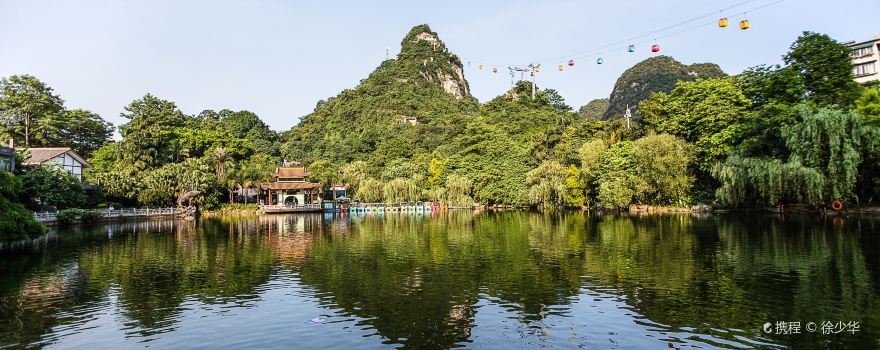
602, 56, 726, 120
3, 25, 879, 221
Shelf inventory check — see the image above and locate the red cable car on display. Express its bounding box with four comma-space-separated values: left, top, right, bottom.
568, 59, 575, 67
651, 45, 660, 53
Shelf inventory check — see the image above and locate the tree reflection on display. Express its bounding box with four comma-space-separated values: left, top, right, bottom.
0, 213, 878, 348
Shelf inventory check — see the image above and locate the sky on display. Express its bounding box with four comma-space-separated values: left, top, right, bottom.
1, 0, 878, 134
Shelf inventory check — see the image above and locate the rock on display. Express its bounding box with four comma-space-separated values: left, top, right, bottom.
691, 204, 712, 213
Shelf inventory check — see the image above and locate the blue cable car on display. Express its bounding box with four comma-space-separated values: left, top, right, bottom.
628, 45, 635, 52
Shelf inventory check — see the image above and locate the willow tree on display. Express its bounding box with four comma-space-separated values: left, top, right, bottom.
383, 178, 419, 204
444, 174, 473, 207
355, 178, 384, 203
713, 156, 825, 206
783, 107, 863, 201
713, 106, 862, 206
526, 160, 567, 208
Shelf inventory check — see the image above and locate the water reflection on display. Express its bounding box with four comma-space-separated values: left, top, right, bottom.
0, 212, 878, 349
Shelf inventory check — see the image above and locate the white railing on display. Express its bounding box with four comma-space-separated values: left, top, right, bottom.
33, 207, 183, 223
260, 204, 322, 210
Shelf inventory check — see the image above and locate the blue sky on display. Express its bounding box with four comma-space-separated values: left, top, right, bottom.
1, 0, 877, 133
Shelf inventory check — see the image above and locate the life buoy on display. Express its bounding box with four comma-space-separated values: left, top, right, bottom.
831, 200, 843, 211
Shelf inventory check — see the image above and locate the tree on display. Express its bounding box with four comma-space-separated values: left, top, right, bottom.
577, 99, 609, 120
63, 109, 114, 157
596, 141, 638, 209
641, 77, 751, 170
0, 75, 65, 147
527, 160, 567, 208
782, 106, 863, 201
355, 178, 385, 203
217, 110, 279, 155
713, 106, 864, 206
632, 134, 694, 206
0, 172, 46, 242
856, 87, 880, 126
18, 165, 86, 210
444, 174, 472, 207
117, 94, 193, 170
307, 160, 340, 200
784, 32, 861, 107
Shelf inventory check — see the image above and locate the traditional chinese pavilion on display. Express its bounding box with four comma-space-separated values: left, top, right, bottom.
260, 167, 322, 212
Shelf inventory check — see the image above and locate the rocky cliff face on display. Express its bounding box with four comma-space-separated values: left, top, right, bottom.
603, 56, 726, 120
398, 25, 471, 99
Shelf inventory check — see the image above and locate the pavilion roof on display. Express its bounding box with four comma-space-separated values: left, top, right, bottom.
273, 167, 310, 179
261, 182, 321, 190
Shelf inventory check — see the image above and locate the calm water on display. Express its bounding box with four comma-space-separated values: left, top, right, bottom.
1, 212, 878, 349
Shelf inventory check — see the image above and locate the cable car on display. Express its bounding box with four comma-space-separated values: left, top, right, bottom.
628, 45, 636, 52
719, 18, 729, 28
533, 65, 540, 73
739, 20, 750, 30
597, 57, 604, 64
568, 59, 575, 67
558, 65, 564, 71
651, 44, 660, 53
479, 64, 484, 70
492, 67, 497, 73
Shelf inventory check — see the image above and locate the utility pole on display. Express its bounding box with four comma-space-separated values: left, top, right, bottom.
507, 63, 540, 100
385, 48, 390, 60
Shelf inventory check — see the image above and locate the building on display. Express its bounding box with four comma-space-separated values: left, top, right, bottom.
260, 167, 322, 210
0, 142, 14, 172
846, 35, 880, 84
19, 147, 91, 181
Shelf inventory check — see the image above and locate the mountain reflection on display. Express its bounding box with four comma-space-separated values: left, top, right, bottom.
1, 212, 878, 349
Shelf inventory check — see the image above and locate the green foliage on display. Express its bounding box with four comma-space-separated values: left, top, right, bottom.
18, 165, 86, 210
641, 77, 751, 170
632, 134, 694, 206
0, 75, 113, 155
782, 106, 863, 201
117, 94, 194, 170
604, 56, 725, 120
713, 156, 824, 206
0, 74, 64, 147
307, 159, 340, 194
596, 141, 637, 208
856, 87, 880, 126
713, 107, 863, 206
526, 160, 567, 208
577, 99, 609, 120
216, 109, 279, 155
281, 24, 478, 165
61, 109, 114, 157
138, 157, 221, 208
439, 119, 530, 205
355, 178, 385, 203
784, 32, 862, 107
443, 174, 472, 207
427, 158, 444, 188
0, 171, 46, 242
383, 177, 420, 203
56, 208, 101, 225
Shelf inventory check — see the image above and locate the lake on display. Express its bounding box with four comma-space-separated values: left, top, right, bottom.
1, 211, 878, 349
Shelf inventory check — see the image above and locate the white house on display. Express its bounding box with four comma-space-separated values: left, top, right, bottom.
20, 147, 91, 181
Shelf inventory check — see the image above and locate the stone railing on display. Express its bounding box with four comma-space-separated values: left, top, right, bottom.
34, 207, 182, 223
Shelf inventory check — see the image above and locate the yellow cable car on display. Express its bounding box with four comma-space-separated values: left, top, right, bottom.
740, 19, 750, 30
719, 18, 729, 28
558, 65, 564, 71
479, 64, 484, 70
492, 67, 497, 73
533, 65, 540, 73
